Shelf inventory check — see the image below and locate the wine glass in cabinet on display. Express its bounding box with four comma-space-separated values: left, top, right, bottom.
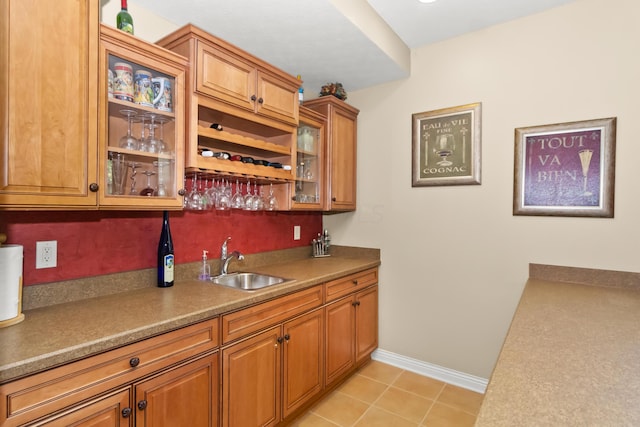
98, 24, 187, 209
290, 107, 325, 210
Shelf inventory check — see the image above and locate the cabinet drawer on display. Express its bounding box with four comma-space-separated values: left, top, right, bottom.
0, 318, 219, 427
222, 285, 323, 344
324, 268, 378, 302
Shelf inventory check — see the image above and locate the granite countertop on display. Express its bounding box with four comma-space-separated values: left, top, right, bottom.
475, 264, 640, 426
0, 247, 380, 384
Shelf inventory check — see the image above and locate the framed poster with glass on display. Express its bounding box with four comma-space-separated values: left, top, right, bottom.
513, 117, 616, 217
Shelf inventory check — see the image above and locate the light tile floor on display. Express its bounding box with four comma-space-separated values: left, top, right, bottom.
291, 361, 484, 427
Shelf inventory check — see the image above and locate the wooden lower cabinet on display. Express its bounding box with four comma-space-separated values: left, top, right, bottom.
3, 269, 378, 427
0, 319, 219, 427
355, 286, 379, 363
25, 352, 219, 427
326, 285, 379, 387
222, 326, 281, 427
135, 352, 218, 427
31, 388, 131, 427
221, 309, 324, 427
282, 308, 324, 418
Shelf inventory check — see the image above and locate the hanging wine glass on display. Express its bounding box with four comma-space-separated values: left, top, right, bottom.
186, 174, 203, 209
252, 182, 264, 211
119, 109, 139, 150
266, 183, 278, 211
205, 178, 218, 210
231, 179, 244, 209
216, 179, 231, 210
243, 180, 254, 210
139, 170, 157, 196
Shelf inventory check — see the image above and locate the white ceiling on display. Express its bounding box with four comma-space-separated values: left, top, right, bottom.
136, 0, 575, 98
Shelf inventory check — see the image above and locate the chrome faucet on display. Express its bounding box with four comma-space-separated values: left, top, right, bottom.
220, 237, 244, 275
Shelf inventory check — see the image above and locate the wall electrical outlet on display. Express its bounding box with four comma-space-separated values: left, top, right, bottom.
293, 226, 301, 241
36, 241, 57, 269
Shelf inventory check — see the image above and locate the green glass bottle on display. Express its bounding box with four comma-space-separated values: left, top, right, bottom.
116, 0, 134, 35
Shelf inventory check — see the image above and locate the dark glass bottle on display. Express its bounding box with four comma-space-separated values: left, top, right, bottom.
157, 211, 174, 287
116, 0, 134, 35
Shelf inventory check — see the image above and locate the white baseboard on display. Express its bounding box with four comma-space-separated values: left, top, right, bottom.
371, 348, 488, 394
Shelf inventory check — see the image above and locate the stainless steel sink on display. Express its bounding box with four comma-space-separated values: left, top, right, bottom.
209, 272, 288, 291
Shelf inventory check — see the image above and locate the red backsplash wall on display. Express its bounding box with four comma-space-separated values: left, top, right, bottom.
0, 210, 322, 286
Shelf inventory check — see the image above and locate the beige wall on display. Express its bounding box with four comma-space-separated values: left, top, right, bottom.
325, 0, 640, 378
102, 0, 639, 379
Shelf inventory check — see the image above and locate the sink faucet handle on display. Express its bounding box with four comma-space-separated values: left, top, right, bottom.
221, 236, 231, 259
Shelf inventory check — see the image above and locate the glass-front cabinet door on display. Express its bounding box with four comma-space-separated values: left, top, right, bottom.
98, 24, 186, 209
290, 107, 325, 210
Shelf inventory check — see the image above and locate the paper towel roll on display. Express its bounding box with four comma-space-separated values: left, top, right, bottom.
0, 245, 23, 322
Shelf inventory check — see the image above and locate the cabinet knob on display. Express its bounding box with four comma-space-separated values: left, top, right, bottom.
137, 400, 147, 410
178, 188, 186, 196
251, 95, 257, 101
352, 301, 361, 307
89, 183, 99, 192
257, 97, 264, 104
332, 196, 337, 202
122, 407, 132, 418
277, 336, 284, 344
129, 357, 140, 367
284, 334, 290, 342
352, 280, 359, 286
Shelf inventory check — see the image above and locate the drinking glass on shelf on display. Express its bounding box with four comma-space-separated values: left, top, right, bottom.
110, 153, 128, 195
136, 116, 149, 152
155, 116, 171, 154
139, 170, 157, 196
143, 113, 163, 153
153, 160, 169, 197
119, 109, 139, 150
128, 162, 141, 195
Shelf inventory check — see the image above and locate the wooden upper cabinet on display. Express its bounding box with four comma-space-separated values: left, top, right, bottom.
196, 41, 257, 113
98, 24, 187, 209
159, 25, 299, 128
304, 97, 359, 212
157, 25, 298, 184
0, 0, 99, 208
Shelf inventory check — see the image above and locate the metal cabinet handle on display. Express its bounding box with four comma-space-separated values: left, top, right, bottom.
122, 407, 132, 418
137, 400, 147, 410
89, 183, 99, 192
129, 357, 140, 367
